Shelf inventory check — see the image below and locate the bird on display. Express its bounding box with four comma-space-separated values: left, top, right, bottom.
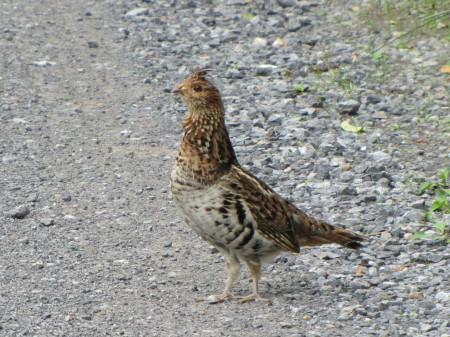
170, 68, 364, 303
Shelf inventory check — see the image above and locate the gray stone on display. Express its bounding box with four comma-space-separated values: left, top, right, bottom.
125, 8, 149, 17
40, 218, 55, 226
420, 323, 436, 332
87, 41, 99, 48
338, 100, 360, 115
256, 64, 277, 76
33, 60, 56, 67
371, 151, 391, 162
252, 37, 267, 47
287, 18, 302, 32
27, 193, 38, 202
316, 166, 330, 180
403, 210, 424, 222
411, 199, 427, 209
316, 251, 340, 259
367, 95, 382, 104
276, 0, 296, 8
5, 205, 30, 219
419, 301, 436, 310
62, 195, 72, 202
267, 113, 284, 125
341, 186, 358, 196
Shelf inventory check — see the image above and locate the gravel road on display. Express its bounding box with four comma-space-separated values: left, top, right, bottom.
1, 0, 449, 336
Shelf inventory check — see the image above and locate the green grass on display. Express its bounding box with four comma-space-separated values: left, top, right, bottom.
359, 0, 450, 40
413, 167, 450, 244
358, 1, 450, 83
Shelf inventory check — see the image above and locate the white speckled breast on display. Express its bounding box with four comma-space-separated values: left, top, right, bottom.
171, 166, 279, 256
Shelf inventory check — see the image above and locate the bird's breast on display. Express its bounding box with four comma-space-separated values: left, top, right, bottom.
170, 172, 279, 256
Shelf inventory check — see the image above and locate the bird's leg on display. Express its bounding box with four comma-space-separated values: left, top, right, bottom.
237, 259, 270, 303
197, 255, 241, 303
217, 258, 241, 300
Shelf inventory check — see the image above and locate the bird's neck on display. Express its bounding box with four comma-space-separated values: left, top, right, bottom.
177, 104, 238, 183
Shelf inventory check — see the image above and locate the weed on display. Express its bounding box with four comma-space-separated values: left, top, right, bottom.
227, 64, 239, 70
291, 114, 307, 120
294, 84, 305, 92
391, 123, 401, 131
413, 167, 450, 244
341, 120, 365, 133
327, 69, 355, 93
359, 1, 450, 44
371, 50, 384, 60
413, 222, 449, 243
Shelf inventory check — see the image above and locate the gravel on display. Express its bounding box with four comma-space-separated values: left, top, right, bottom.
1, 0, 449, 336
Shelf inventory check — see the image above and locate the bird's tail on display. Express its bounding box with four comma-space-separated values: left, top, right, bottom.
292, 212, 364, 249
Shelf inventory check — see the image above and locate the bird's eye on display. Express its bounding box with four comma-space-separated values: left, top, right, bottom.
194, 85, 202, 92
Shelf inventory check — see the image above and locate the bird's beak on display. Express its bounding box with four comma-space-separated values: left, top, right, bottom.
171, 87, 183, 95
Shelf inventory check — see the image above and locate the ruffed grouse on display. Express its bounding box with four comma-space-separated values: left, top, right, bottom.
170, 69, 363, 302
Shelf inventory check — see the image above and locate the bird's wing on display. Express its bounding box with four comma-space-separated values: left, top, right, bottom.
221, 165, 300, 253
223, 165, 364, 251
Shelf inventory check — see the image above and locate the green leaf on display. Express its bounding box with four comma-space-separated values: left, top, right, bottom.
372, 50, 384, 59
432, 222, 446, 232
243, 13, 254, 19
396, 41, 408, 49
439, 167, 450, 184
340, 120, 365, 133
440, 188, 450, 196
294, 84, 305, 92
422, 211, 434, 220
430, 190, 450, 212
430, 199, 446, 212
419, 181, 433, 195
391, 123, 400, 130
413, 231, 435, 239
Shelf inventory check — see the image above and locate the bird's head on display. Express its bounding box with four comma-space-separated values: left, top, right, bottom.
171, 68, 223, 110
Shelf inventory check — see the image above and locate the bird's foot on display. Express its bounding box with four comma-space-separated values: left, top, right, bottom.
196, 291, 233, 304
236, 293, 270, 303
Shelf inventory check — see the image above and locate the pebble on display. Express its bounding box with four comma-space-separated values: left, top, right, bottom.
252, 37, 268, 47
5, 205, 30, 219
367, 95, 382, 104
418, 301, 436, 310
62, 195, 72, 202
435, 291, 449, 303
27, 193, 38, 202
403, 210, 423, 222
272, 38, 288, 47
40, 218, 55, 226
12, 118, 29, 125
276, 0, 296, 8
256, 64, 277, 76
205, 295, 222, 304
338, 100, 360, 115
125, 8, 149, 17
371, 151, 391, 162
87, 41, 99, 48
33, 60, 56, 67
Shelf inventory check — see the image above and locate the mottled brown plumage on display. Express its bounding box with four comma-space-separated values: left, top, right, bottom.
170, 69, 364, 302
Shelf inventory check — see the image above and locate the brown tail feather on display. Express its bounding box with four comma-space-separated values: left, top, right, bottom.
293, 212, 364, 249
314, 221, 364, 249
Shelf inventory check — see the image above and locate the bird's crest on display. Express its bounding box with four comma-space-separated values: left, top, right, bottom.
188, 68, 213, 82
